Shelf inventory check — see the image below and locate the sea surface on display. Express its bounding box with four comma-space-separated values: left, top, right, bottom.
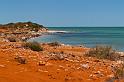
29, 27, 124, 51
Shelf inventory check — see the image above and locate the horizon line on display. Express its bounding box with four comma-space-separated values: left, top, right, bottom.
47, 26, 124, 27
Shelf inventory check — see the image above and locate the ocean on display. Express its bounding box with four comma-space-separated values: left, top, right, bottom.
29, 27, 124, 51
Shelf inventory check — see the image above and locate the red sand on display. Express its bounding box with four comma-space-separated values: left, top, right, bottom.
0, 42, 123, 82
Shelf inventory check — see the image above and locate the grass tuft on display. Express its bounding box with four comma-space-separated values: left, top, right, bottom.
85, 45, 119, 60
114, 64, 124, 79
23, 41, 43, 51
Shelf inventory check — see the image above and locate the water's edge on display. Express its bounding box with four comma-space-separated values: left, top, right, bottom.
28, 27, 124, 51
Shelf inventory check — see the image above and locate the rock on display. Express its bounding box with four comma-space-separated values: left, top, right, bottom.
94, 71, 104, 77
89, 74, 95, 78
0, 38, 9, 42
59, 65, 65, 69
15, 55, 27, 64
117, 52, 124, 57
116, 60, 124, 64
49, 53, 65, 60
105, 77, 115, 82
80, 64, 89, 69
94, 59, 100, 62
120, 54, 124, 57
38, 61, 46, 66
43, 71, 49, 73
0, 64, 5, 68
107, 74, 115, 78
46, 62, 53, 66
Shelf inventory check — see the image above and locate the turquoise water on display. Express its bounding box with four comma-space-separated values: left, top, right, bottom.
29, 27, 124, 51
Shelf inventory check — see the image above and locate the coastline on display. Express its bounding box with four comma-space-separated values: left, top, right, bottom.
0, 22, 124, 82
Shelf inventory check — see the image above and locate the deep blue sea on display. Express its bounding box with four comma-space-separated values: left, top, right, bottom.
29, 27, 124, 51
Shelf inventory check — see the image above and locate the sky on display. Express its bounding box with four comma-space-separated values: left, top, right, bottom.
0, 0, 124, 27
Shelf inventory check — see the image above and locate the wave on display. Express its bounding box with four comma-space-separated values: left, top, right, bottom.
47, 30, 69, 33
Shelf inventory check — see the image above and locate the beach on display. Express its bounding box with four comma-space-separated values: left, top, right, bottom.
0, 22, 124, 82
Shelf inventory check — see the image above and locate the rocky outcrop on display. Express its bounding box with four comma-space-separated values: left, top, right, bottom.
0, 21, 47, 32
0, 22, 48, 41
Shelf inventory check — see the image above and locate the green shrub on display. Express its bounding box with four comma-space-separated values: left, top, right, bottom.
23, 42, 43, 51
85, 45, 118, 60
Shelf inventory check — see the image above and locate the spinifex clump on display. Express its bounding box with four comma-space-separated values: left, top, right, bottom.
85, 45, 119, 60
23, 41, 43, 51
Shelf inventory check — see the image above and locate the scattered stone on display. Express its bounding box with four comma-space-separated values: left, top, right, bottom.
59, 65, 65, 69
120, 54, 124, 57
0, 64, 5, 68
93, 71, 104, 77
0, 38, 9, 42
107, 74, 115, 78
105, 77, 115, 82
116, 60, 124, 64
43, 71, 49, 73
77, 67, 81, 70
38, 69, 48, 73
45, 62, 53, 66
15, 55, 27, 64
49, 53, 65, 60
38, 61, 46, 66
94, 59, 100, 62
80, 64, 89, 69
89, 74, 95, 78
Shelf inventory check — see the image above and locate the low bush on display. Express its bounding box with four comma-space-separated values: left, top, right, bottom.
23, 41, 43, 51
48, 42, 61, 46
85, 45, 119, 60
114, 67, 124, 79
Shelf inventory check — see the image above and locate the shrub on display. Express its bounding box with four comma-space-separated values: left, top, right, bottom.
85, 45, 118, 60
48, 42, 61, 46
23, 41, 43, 51
114, 64, 124, 79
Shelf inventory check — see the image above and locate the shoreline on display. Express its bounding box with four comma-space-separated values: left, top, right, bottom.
29, 29, 124, 52
0, 22, 124, 82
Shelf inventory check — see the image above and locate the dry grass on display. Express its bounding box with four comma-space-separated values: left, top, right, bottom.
23, 41, 43, 51
114, 64, 124, 79
85, 45, 119, 60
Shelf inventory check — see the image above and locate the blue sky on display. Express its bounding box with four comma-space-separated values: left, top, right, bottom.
0, 0, 124, 27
